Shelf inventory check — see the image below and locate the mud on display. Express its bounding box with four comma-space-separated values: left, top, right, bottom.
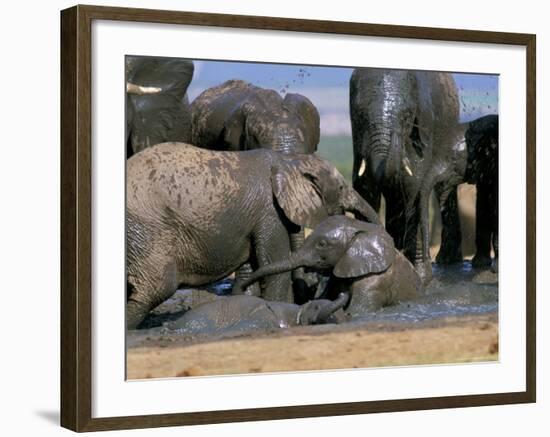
126, 261, 498, 377
127, 313, 498, 379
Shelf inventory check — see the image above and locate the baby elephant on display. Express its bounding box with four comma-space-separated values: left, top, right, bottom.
164, 293, 349, 334
234, 216, 421, 318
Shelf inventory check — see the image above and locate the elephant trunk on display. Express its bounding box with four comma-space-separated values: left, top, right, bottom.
363, 112, 405, 184
344, 189, 381, 225
233, 255, 303, 294
316, 292, 350, 321
385, 130, 404, 179
365, 126, 392, 183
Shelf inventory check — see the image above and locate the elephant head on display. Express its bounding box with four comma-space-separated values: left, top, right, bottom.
126, 56, 194, 100
297, 292, 349, 325
196, 80, 320, 155
464, 114, 498, 185
281, 92, 320, 153
126, 56, 194, 155
351, 69, 434, 187
233, 216, 395, 293
271, 154, 381, 228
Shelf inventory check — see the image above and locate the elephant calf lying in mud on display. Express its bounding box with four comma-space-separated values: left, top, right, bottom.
162, 293, 349, 335
234, 216, 422, 318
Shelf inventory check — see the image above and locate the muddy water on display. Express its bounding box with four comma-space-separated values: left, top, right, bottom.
351, 262, 498, 325
129, 261, 497, 347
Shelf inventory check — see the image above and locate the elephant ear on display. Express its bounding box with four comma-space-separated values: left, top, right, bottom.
333, 229, 395, 278
283, 93, 320, 152
271, 161, 328, 228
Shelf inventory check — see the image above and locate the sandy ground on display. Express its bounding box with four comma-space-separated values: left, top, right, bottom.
127, 313, 498, 379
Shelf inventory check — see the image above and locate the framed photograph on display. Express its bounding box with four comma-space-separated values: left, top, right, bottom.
60, 4, 536, 432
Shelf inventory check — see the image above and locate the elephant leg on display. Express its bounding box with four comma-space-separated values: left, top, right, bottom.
254, 222, 293, 303
472, 184, 493, 267
346, 275, 391, 319
385, 195, 407, 251
233, 263, 261, 297
413, 183, 433, 285
126, 259, 179, 329
435, 182, 463, 264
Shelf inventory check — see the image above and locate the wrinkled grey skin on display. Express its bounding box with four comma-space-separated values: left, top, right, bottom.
233, 216, 421, 318
464, 114, 499, 271
190, 80, 322, 297
190, 80, 320, 154
350, 68, 464, 284
163, 293, 349, 334
126, 56, 194, 157
126, 143, 379, 328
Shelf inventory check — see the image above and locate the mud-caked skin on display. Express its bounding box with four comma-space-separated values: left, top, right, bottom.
126, 143, 380, 329
464, 114, 499, 271
190, 80, 320, 154
234, 216, 421, 318
126, 56, 194, 157
350, 68, 466, 284
163, 293, 349, 334
190, 80, 322, 297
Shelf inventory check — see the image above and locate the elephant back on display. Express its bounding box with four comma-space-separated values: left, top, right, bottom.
190, 80, 320, 154
416, 71, 460, 136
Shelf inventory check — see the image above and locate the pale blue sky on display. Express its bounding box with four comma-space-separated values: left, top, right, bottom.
187, 60, 498, 135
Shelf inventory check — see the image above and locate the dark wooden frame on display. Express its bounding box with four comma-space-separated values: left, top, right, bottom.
60, 4, 536, 432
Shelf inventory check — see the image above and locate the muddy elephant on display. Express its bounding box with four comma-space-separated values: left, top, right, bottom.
126, 56, 194, 157
190, 80, 321, 296
464, 114, 499, 270
126, 143, 379, 328
190, 79, 320, 154
163, 292, 349, 334
233, 216, 421, 318
350, 68, 465, 284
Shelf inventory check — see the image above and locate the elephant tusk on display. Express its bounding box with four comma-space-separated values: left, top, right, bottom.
126, 82, 163, 95
358, 159, 366, 177
403, 157, 413, 177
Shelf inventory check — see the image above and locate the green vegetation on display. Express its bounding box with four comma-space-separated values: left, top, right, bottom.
317, 135, 354, 183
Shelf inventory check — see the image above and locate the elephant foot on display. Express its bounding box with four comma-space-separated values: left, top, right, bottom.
472, 253, 493, 268
241, 283, 261, 297
415, 260, 433, 286
246, 284, 261, 296
126, 300, 151, 330
435, 248, 463, 265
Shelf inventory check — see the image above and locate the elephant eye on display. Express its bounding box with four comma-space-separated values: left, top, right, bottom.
317, 240, 328, 248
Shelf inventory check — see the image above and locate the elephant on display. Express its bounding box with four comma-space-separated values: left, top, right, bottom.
464, 114, 499, 270
233, 216, 421, 318
190, 80, 322, 298
350, 68, 465, 284
190, 79, 320, 154
126, 142, 380, 328
126, 56, 194, 157
161, 293, 349, 334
